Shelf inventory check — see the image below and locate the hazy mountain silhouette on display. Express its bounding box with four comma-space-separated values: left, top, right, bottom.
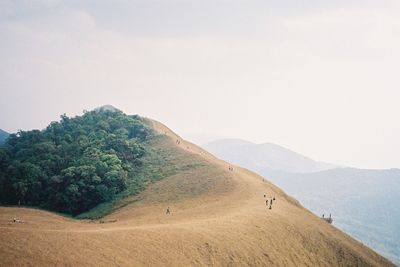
0, 129, 9, 143
204, 139, 338, 174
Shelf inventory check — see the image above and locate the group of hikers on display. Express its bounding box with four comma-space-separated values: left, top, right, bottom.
176, 139, 181, 145
321, 213, 333, 224
228, 166, 234, 171
264, 194, 276, 210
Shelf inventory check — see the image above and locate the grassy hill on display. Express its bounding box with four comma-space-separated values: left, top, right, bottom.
0, 110, 205, 218
0, 115, 395, 266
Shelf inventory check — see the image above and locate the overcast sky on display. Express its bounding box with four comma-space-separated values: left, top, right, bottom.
1, 0, 400, 169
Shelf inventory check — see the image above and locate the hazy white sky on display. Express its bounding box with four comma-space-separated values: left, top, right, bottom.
1, 0, 400, 169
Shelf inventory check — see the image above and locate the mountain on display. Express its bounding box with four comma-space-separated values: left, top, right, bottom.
0, 129, 9, 143
204, 138, 337, 173
0, 114, 395, 266
204, 138, 400, 265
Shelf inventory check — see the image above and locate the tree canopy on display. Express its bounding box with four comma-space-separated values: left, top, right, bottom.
0, 109, 152, 215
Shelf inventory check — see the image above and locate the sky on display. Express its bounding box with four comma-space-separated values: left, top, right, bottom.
1, 0, 400, 169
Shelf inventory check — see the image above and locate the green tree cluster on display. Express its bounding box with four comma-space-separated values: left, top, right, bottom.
0, 109, 151, 215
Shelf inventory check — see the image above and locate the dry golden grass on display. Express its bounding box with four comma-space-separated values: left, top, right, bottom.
0, 119, 395, 266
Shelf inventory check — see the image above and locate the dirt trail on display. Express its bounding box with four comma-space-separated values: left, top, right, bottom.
0, 119, 395, 266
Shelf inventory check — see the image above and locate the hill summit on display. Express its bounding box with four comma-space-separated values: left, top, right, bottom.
93, 104, 120, 112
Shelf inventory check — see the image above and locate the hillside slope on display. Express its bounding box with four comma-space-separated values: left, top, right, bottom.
267, 168, 400, 264
204, 138, 400, 265
0, 119, 395, 267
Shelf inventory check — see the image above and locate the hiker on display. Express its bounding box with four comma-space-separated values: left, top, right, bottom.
266, 199, 268, 206
264, 194, 266, 198
166, 207, 170, 215
322, 214, 325, 218
273, 197, 275, 201
269, 205, 272, 210
13, 218, 23, 223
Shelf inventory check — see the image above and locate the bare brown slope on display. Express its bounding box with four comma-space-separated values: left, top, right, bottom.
0, 119, 395, 267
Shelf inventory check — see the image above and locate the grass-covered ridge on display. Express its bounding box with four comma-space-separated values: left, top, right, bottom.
0, 108, 205, 217
77, 134, 207, 219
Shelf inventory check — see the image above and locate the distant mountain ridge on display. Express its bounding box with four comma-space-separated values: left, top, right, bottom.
204, 138, 337, 174
0, 129, 9, 143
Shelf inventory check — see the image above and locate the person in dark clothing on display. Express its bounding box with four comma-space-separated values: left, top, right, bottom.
166, 207, 170, 215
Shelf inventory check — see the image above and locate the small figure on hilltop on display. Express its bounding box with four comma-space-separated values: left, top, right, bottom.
266, 199, 269, 206
13, 218, 24, 223
264, 194, 266, 198
166, 207, 171, 215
